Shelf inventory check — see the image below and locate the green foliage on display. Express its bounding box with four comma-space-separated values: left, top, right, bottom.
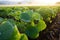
25, 26, 39, 39
36, 20, 46, 32
0, 17, 4, 23
20, 34, 28, 40
20, 13, 31, 22
32, 12, 43, 20
37, 7, 57, 23
0, 21, 20, 40
0, 6, 58, 40
16, 22, 27, 33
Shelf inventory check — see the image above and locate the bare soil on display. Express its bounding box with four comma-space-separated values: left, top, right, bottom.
29, 12, 60, 40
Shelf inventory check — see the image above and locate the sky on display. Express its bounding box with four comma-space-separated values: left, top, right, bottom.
0, 0, 60, 5
0, 0, 60, 2
0, 0, 19, 1
31, 0, 60, 5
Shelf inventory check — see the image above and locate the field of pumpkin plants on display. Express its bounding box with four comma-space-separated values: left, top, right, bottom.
0, 6, 60, 40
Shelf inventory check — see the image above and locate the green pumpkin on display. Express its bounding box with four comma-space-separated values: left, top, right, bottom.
0, 21, 20, 40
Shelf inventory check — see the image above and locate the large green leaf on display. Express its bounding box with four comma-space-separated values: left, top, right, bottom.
32, 12, 43, 20
0, 17, 3, 23
25, 26, 39, 39
21, 13, 31, 22
25, 10, 33, 17
38, 7, 56, 22
20, 34, 28, 40
37, 20, 46, 32
0, 21, 20, 40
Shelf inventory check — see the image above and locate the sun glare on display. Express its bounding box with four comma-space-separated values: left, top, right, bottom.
0, 0, 60, 6
31, 0, 60, 5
